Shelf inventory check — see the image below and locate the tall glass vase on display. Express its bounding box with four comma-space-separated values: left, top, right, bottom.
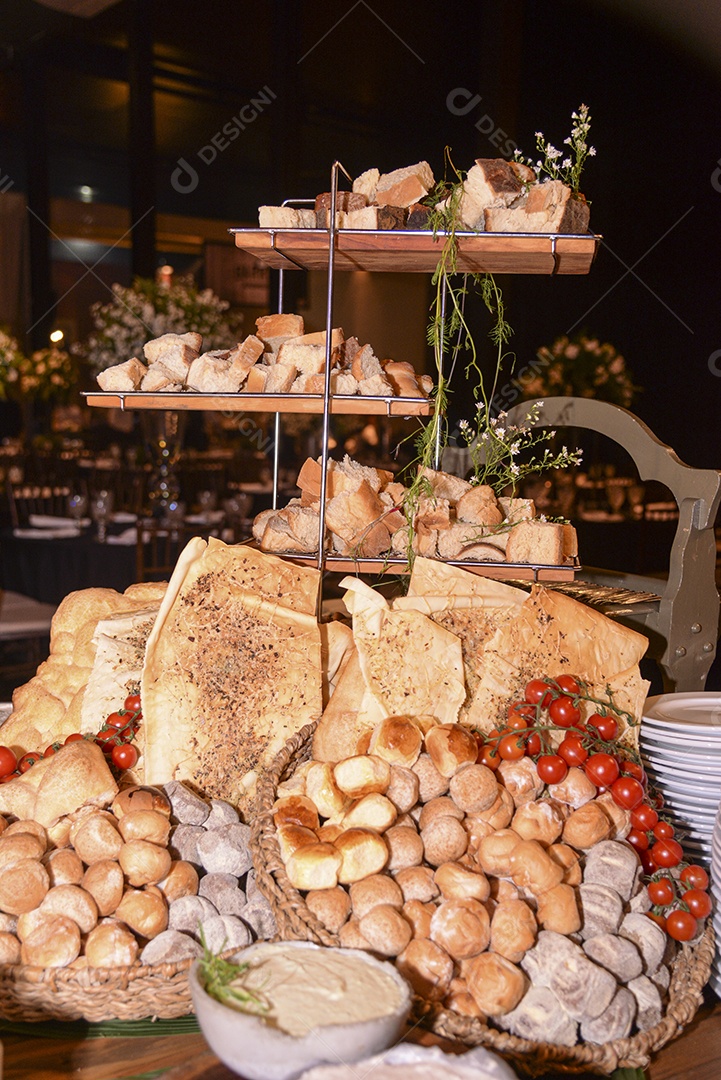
141, 410, 187, 518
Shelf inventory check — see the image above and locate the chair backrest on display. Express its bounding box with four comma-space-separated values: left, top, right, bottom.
135, 521, 226, 583
6, 481, 72, 528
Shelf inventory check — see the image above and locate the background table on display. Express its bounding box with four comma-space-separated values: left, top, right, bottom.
0, 531, 137, 605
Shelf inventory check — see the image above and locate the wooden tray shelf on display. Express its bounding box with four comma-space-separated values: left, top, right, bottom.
230, 228, 601, 275
273, 551, 580, 583
82, 392, 432, 416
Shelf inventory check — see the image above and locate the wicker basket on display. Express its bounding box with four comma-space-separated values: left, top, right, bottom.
250, 721, 716, 1077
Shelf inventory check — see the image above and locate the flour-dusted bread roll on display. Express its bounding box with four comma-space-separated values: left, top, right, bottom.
430, 898, 490, 961
490, 878, 522, 904
72, 813, 123, 865
477, 829, 522, 878
393, 865, 439, 903
618, 912, 667, 975
384, 825, 424, 871
577, 883, 624, 939
418, 796, 464, 831
425, 724, 478, 778
0, 931, 20, 964
490, 899, 537, 963
277, 823, 319, 862
335, 828, 388, 884
85, 921, 139, 968
580, 986, 636, 1043
583, 839, 640, 901
333, 755, 391, 798
0, 832, 45, 870
155, 860, 200, 904
434, 861, 490, 902
4, 820, 47, 847
562, 801, 612, 851
272, 794, 320, 831
549, 949, 618, 1022
349, 873, 403, 918
341, 793, 397, 832
368, 716, 423, 768
338, 918, 371, 950
421, 815, 468, 867
509, 840, 565, 896
116, 886, 168, 939
498, 758, 544, 806
359, 903, 412, 957
43, 848, 84, 887
547, 843, 582, 885
521, 929, 584, 987
511, 798, 565, 845
119, 840, 172, 887
40, 884, 98, 935
582, 933, 643, 983
306, 887, 352, 934
286, 842, 343, 891
534, 883, 581, 935
397, 938, 454, 1001
627, 975, 664, 1031
595, 792, 631, 839
449, 763, 499, 814
402, 899, 435, 939
0, 858, 50, 915
548, 767, 597, 809
462, 814, 496, 858
118, 809, 171, 846
465, 953, 527, 1017
472, 786, 515, 830
411, 753, 450, 802
498, 985, 578, 1046
386, 765, 420, 814
304, 762, 350, 820
21, 913, 81, 967
82, 860, 125, 916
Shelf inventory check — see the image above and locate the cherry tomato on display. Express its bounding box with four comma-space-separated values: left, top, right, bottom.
630, 803, 659, 831
653, 821, 675, 840
104, 711, 128, 730
585, 752, 620, 788
610, 775, 645, 811
505, 713, 531, 731
498, 732, 526, 761
646, 911, 667, 931
111, 743, 139, 770
626, 828, 649, 852
648, 877, 676, 906
64, 733, 85, 744
666, 909, 697, 942
536, 754, 569, 785
558, 734, 588, 767
479, 744, 501, 771
0, 771, 19, 784
17, 752, 42, 773
123, 693, 142, 713
525, 732, 542, 756
95, 729, 118, 754
651, 838, 683, 868
555, 674, 581, 696
43, 744, 61, 757
680, 865, 710, 891
587, 714, 619, 742
683, 888, 712, 919
640, 848, 658, 875
549, 695, 582, 729
621, 760, 646, 784
524, 679, 553, 708
0, 746, 17, 779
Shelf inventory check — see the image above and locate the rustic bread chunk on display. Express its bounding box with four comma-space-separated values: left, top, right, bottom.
577, 882, 624, 939
140, 364, 182, 391
376, 161, 434, 201
255, 313, 304, 341
506, 519, 565, 564
627, 974, 663, 1031
245, 365, 268, 392
583, 839, 640, 901
456, 486, 503, 526
549, 950, 618, 1022
499, 985, 578, 1046
580, 986, 636, 1043
96, 356, 147, 391
264, 363, 297, 393
619, 912, 667, 975
186, 351, 239, 393
455, 159, 526, 230
484, 180, 590, 234
352, 167, 380, 202
418, 467, 472, 503
583, 933, 643, 983
258, 206, 303, 228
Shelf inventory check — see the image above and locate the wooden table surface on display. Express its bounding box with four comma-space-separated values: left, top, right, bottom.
2, 992, 720, 1080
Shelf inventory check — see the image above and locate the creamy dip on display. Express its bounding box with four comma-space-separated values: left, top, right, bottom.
229, 944, 404, 1037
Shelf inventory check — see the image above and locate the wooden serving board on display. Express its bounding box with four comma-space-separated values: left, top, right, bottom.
83, 392, 432, 417
230, 228, 601, 275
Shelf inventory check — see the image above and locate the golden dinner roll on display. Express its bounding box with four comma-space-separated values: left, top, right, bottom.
489, 899, 537, 963
43, 848, 84, 887
434, 861, 490, 902
596, 792, 632, 839
304, 762, 350, 820
562, 801, 612, 851
116, 887, 168, 939
72, 814, 123, 865
306, 887, 351, 934
155, 860, 200, 903
46, 818, 72, 849
430, 898, 490, 961
0, 931, 20, 964
118, 840, 172, 887
335, 828, 389, 884
84, 921, 139, 968
16, 908, 49, 941
117, 809, 171, 846
333, 755, 391, 798
535, 883, 581, 934
0, 832, 45, 870
4, 820, 47, 848
498, 758, 544, 806
359, 903, 412, 957
418, 796, 464, 831
0, 858, 50, 914
509, 840, 565, 896
286, 842, 343, 891
465, 952, 527, 1016
446, 979, 486, 1019
368, 717, 423, 768
473, 786, 515, 830
402, 899, 435, 939
396, 938, 454, 1001
411, 754, 449, 802
511, 798, 565, 845
341, 793, 397, 833
275, 759, 314, 799
277, 823, 319, 862
393, 865, 439, 903
68, 808, 117, 846
547, 843, 582, 885
316, 823, 343, 844
477, 829, 522, 877
384, 825, 424, 871
463, 814, 496, 857
349, 873, 403, 918
82, 860, 125, 915
421, 815, 468, 867
21, 914, 81, 968
272, 795, 320, 831
40, 884, 98, 934
111, 785, 171, 820
548, 767, 597, 809
338, 918, 370, 950
489, 878, 521, 903
449, 763, 499, 814
386, 765, 420, 814
425, 724, 478, 778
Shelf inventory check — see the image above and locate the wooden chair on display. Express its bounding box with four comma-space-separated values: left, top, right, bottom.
6, 480, 73, 528
447, 397, 721, 692
135, 520, 226, 583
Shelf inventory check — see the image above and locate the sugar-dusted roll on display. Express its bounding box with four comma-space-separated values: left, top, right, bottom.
465, 952, 528, 1017
306, 886, 352, 934
349, 873, 403, 919
509, 840, 565, 896
359, 903, 412, 957
368, 716, 423, 769
449, 763, 499, 814
490, 899, 537, 963
535, 883, 581, 935
434, 861, 490, 902
397, 938, 454, 1001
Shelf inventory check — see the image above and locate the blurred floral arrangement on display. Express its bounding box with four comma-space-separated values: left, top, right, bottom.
75, 276, 244, 375
524, 333, 638, 409
0, 329, 78, 403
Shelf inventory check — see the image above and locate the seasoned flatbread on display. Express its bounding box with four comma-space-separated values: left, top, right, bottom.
312, 647, 385, 763
142, 538, 322, 811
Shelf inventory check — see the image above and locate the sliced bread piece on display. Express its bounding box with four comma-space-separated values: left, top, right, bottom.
96, 357, 147, 392
505, 519, 565, 565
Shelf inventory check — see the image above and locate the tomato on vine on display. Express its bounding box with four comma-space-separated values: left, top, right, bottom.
524, 679, 553, 708
653, 821, 675, 840
666, 909, 697, 942
585, 752, 620, 788
587, 714, 619, 742
555, 674, 581, 696
498, 733, 526, 761
104, 711, 128, 730
507, 702, 535, 725
620, 759, 646, 784
0, 746, 17, 778
683, 889, 712, 919
525, 732, 542, 756
558, 734, 588, 767
479, 744, 501, 771
111, 743, 139, 770
64, 733, 85, 744
18, 752, 42, 773
651, 838, 683, 868
549, 695, 581, 729
648, 877, 676, 906
123, 693, 142, 713
646, 911, 667, 931
680, 865, 709, 891
630, 803, 659, 831
610, 775, 645, 811
536, 754, 568, 785
626, 828, 649, 852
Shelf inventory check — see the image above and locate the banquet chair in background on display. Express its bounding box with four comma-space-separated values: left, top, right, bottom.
5, 480, 73, 529
135, 520, 226, 583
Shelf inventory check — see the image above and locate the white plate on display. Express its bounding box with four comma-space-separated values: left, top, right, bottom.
644, 780, 721, 804
642, 755, 721, 777
643, 692, 721, 732
640, 728, 721, 748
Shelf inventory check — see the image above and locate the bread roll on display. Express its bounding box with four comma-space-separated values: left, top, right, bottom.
116, 887, 168, 939
0, 832, 45, 870
272, 795, 320, 831
155, 860, 200, 904
316, 823, 343, 844
462, 814, 496, 858
386, 765, 420, 814
595, 792, 632, 840
341, 793, 397, 833
306, 887, 351, 934
335, 828, 388, 884
411, 754, 449, 802
285, 842, 342, 891
383, 824, 424, 872
0, 858, 50, 914
85, 921, 139, 968
43, 848, 84, 887
548, 767, 597, 809
119, 840, 172, 887
0, 930, 20, 964
490, 899, 537, 963
562, 802, 612, 851
304, 763, 349, 820
82, 860, 125, 916
349, 874, 403, 919
40, 884, 98, 934
393, 865, 439, 903
418, 796, 464, 831
72, 814, 123, 865
358, 904, 412, 957
402, 899, 435, 939
509, 840, 565, 896
490, 878, 521, 904
338, 918, 371, 950
421, 815, 468, 867
397, 938, 454, 1001
368, 717, 423, 768
477, 829, 521, 877
118, 809, 171, 846
511, 798, 565, 845
425, 724, 478, 778
434, 861, 490, 902
498, 758, 544, 806
112, 785, 171, 820
584, 840, 640, 901
465, 952, 527, 1016
4, 820, 47, 848
277, 823, 319, 862
547, 843, 582, 885
21, 913, 81, 967
333, 755, 391, 799
449, 763, 499, 814
430, 898, 490, 961
446, 980, 487, 1020
472, 786, 514, 830
535, 884, 581, 935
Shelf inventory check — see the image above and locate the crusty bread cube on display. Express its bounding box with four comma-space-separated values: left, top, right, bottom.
96, 356, 147, 391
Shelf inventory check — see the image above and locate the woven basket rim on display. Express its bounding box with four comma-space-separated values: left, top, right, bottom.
0, 953, 197, 985
249, 720, 716, 1077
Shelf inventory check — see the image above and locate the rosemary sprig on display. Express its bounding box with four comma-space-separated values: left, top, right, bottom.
197, 929, 268, 1015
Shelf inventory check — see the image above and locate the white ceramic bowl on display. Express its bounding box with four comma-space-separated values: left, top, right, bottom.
189, 941, 412, 1080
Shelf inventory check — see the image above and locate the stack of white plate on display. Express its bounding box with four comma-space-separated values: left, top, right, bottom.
640, 693, 721, 867
710, 804, 721, 996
